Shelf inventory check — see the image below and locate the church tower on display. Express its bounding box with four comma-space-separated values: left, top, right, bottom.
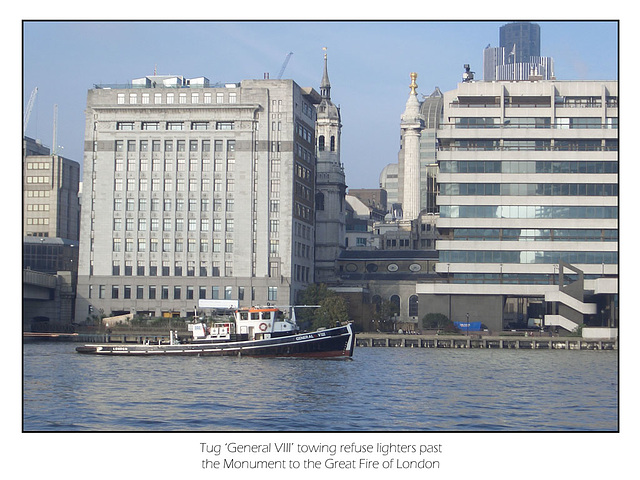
314, 48, 347, 284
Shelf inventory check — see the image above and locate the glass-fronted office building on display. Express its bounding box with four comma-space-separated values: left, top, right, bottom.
417, 80, 618, 332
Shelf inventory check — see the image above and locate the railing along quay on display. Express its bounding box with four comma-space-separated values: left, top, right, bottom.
355, 333, 617, 350
23, 331, 186, 344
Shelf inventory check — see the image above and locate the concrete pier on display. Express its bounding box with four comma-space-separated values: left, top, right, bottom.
355, 333, 617, 350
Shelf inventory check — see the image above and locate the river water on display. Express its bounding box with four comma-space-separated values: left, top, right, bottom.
22, 341, 618, 432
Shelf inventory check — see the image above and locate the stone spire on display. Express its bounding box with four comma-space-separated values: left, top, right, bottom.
320, 47, 331, 100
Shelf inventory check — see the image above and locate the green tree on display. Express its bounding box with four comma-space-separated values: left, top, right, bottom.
373, 300, 399, 332
297, 284, 349, 330
422, 313, 456, 332
315, 295, 349, 330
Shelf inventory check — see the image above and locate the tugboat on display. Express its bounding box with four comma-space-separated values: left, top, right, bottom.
76, 306, 355, 358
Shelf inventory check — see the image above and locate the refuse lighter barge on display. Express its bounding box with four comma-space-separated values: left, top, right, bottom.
76, 306, 355, 358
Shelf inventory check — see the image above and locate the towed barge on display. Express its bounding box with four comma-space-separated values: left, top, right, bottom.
76, 306, 355, 358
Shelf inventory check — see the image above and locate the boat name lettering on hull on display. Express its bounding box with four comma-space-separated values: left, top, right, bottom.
296, 332, 326, 341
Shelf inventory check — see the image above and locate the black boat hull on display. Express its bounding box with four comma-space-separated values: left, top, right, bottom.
76, 324, 355, 358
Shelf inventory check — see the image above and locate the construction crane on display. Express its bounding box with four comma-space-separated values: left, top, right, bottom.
24, 87, 38, 137
276, 52, 293, 79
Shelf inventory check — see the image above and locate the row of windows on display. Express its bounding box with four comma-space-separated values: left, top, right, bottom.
117, 91, 237, 106
25, 190, 51, 197
294, 202, 313, 222
295, 122, 314, 144
450, 95, 617, 108
117, 121, 234, 131
439, 160, 618, 174
440, 183, 618, 197
451, 273, 606, 285
25, 176, 50, 184
114, 176, 235, 193
440, 205, 618, 219
115, 138, 235, 153
111, 236, 285, 256
112, 197, 278, 215
25, 218, 50, 225
439, 250, 618, 265
94, 284, 277, 302
451, 228, 618, 242
114, 154, 235, 175
439, 139, 618, 151
26, 204, 51, 211
113, 237, 235, 253
112, 261, 230, 277
113, 216, 235, 233
453, 117, 617, 129
25, 162, 51, 170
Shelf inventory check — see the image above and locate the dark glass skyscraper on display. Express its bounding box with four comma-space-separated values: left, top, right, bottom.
484, 21, 552, 81
499, 21, 541, 63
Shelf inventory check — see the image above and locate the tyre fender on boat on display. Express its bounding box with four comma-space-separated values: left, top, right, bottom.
259, 323, 268, 331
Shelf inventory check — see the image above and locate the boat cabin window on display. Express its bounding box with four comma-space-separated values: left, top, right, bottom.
239, 312, 249, 321
251, 312, 260, 320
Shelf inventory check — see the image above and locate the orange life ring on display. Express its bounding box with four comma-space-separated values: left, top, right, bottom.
259, 323, 268, 332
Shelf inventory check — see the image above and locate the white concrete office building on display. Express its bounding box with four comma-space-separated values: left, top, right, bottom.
76, 75, 320, 319
418, 79, 618, 332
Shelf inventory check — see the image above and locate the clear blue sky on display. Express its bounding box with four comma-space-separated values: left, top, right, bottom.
23, 21, 618, 189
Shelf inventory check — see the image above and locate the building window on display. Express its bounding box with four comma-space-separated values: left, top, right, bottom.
192, 122, 208, 131
390, 295, 401, 314
408, 295, 419, 317
268, 286, 278, 302
117, 122, 134, 131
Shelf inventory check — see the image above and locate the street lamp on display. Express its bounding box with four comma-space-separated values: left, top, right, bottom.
466, 312, 470, 336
